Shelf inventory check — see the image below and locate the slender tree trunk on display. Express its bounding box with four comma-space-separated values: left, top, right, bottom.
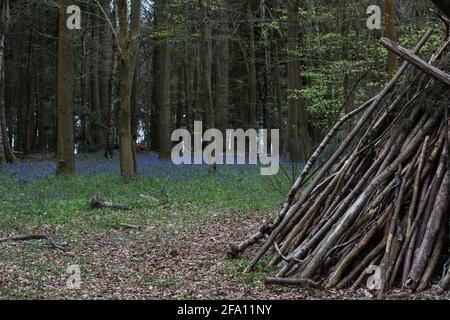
90, 11, 105, 151
150, 43, 160, 151
341, 6, 353, 133
384, 0, 398, 75
80, 30, 89, 154
184, 42, 193, 133
0, 113, 3, 163
24, 30, 34, 154
55, 0, 75, 177
118, 0, 141, 179
199, 0, 216, 172
215, 0, 229, 135
104, 3, 118, 158
287, 0, 301, 161
131, 60, 139, 135
287, 0, 310, 160
247, 0, 257, 129
0, 0, 16, 163
155, 0, 171, 159
199, 0, 214, 131
273, 33, 282, 131
98, 0, 112, 154
262, 0, 272, 131
176, 65, 183, 129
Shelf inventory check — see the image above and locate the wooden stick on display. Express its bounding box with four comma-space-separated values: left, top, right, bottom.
265, 277, 320, 288
243, 30, 433, 273
379, 36, 450, 87
0, 234, 65, 250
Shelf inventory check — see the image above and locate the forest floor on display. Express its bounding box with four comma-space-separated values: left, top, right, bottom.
0, 154, 447, 300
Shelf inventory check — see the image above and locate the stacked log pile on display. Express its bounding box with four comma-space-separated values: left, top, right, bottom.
231, 30, 450, 294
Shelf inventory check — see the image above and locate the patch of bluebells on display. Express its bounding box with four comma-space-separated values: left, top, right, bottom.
0, 152, 291, 219
0, 160, 56, 183
0, 152, 273, 184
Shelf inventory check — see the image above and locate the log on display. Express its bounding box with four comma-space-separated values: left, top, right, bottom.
265, 277, 320, 288
405, 173, 448, 290
90, 195, 132, 210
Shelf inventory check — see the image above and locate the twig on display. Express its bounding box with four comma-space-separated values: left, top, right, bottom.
265, 277, 321, 288
0, 234, 65, 250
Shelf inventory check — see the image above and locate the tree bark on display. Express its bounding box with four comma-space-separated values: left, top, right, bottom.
155, 0, 171, 159
384, 0, 399, 75
90, 19, 104, 151
215, 0, 230, 135
55, 0, 75, 177
118, 0, 141, 179
287, 0, 310, 160
199, 0, 214, 132
98, 0, 113, 155
247, 0, 257, 129
0, 0, 16, 163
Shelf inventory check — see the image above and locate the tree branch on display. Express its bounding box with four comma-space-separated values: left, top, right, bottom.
379, 36, 450, 87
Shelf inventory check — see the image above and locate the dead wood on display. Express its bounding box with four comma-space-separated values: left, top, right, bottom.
90, 195, 132, 210
234, 30, 449, 293
0, 234, 65, 250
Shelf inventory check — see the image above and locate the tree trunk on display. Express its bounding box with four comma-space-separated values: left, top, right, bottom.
0, 0, 16, 163
98, 0, 112, 154
199, 0, 214, 131
155, 0, 171, 159
215, 0, 229, 135
287, 0, 301, 161
199, 0, 216, 172
384, 0, 398, 75
55, 0, 75, 177
118, 0, 141, 179
247, 0, 257, 129
150, 43, 160, 152
90, 24, 103, 151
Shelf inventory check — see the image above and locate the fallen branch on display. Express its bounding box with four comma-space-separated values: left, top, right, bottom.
265, 277, 321, 288
90, 195, 132, 210
115, 223, 142, 230
0, 234, 65, 250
